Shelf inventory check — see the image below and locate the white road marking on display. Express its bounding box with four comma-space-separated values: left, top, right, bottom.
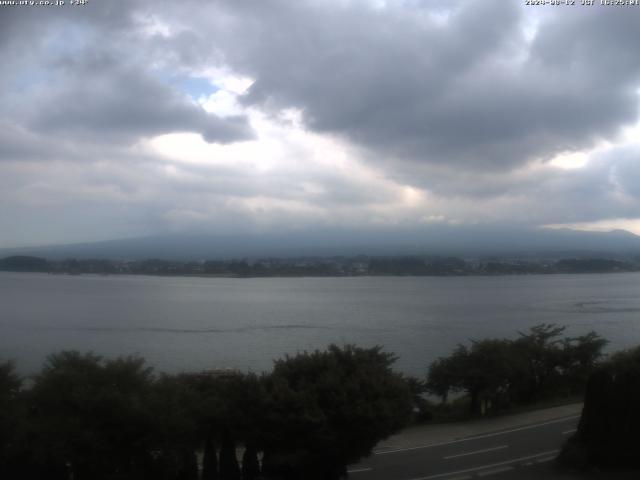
477, 466, 514, 476
535, 456, 556, 463
375, 415, 579, 455
443, 445, 508, 460
405, 449, 559, 480
347, 467, 373, 473
562, 428, 577, 435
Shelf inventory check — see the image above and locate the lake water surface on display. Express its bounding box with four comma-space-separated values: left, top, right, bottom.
2, 272, 640, 376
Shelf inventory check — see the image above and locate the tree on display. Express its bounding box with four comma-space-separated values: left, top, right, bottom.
559, 331, 608, 394
28, 351, 155, 480
561, 345, 640, 468
0, 255, 48, 272
176, 451, 199, 480
0, 361, 25, 479
146, 373, 203, 480
427, 340, 514, 415
219, 430, 241, 480
464, 339, 515, 414
202, 434, 219, 480
180, 370, 267, 480
241, 444, 260, 480
512, 323, 567, 402
426, 325, 608, 415
261, 344, 413, 480
426, 345, 467, 403
405, 376, 432, 422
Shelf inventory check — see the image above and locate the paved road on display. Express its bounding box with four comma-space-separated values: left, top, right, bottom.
348, 413, 579, 480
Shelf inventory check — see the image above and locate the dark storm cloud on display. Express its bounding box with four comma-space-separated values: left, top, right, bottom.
26, 51, 252, 144
3, 0, 640, 247
7, 0, 640, 169
1, 5, 253, 147
164, 0, 640, 171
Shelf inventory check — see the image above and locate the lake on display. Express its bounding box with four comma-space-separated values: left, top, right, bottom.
2, 271, 640, 376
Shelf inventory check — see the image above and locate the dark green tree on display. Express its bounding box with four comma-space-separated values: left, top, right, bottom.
261, 344, 413, 480
28, 351, 155, 480
426, 351, 461, 403
427, 340, 514, 415
0, 361, 26, 479
219, 430, 241, 480
561, 345, 640, 468
0, 255, 48, 272
427, 325, 608, 415
146, 373, 203, 480
202, 434, 219, 480
180, 370, 266, 479
559, 331, 608, 394
512, 323, 567, 402
177, 451, 199, 480
241, 444, 260, 480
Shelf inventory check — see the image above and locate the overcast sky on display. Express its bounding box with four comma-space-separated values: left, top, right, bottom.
2, 0, 640, 248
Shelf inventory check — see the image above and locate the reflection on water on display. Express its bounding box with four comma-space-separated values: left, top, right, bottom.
1, 271, 640, 376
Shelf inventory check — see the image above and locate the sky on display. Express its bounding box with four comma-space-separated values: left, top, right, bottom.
2, 0, 640, 248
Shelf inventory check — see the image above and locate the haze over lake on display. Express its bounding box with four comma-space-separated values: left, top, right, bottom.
2, 272, 640, 376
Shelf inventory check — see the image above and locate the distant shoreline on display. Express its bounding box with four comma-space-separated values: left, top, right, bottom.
2, 269, 639, 280
2, 254, 639, 278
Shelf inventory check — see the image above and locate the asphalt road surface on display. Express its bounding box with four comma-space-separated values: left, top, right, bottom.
348, 414, 579, 480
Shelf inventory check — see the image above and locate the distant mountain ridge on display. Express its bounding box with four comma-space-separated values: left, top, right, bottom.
2, 226, 640, 260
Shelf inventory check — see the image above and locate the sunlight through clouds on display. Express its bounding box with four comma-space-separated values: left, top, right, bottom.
549, 151, 589, 170
3, 1, 640, 246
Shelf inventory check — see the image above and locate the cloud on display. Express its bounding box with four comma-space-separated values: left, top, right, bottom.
155, 0, 640, 173
2, 0, 640, 247
20, 51, 252, 145
1, 6, 253, 149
